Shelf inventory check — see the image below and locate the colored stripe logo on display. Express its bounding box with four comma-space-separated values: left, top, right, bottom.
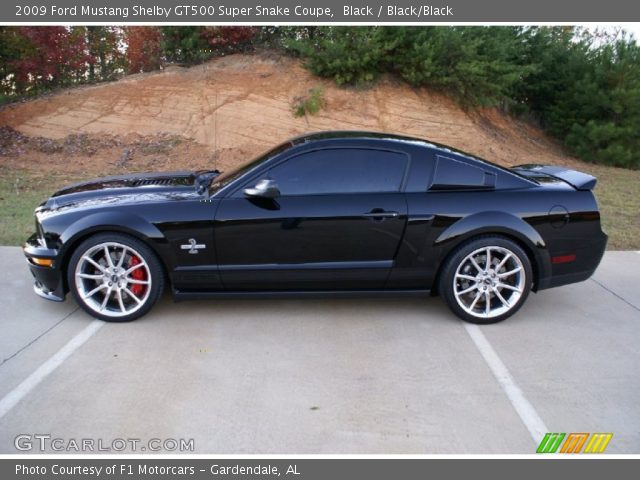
537, 433, 612, 454
584, 433, 614, 453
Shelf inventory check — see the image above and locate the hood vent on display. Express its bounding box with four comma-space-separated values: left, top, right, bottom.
131, 178, 175, 187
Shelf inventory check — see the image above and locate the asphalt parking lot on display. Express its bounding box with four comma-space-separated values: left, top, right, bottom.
0, 246, 638, 454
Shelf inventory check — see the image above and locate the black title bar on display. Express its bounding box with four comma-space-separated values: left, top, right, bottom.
3, 459, 640, 480
3, 0, 640, 23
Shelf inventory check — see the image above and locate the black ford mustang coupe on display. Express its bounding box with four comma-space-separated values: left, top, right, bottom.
23, 131, 607, 324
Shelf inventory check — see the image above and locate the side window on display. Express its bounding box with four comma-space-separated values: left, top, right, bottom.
430, 155, 496, 190
268, 148, 408, 195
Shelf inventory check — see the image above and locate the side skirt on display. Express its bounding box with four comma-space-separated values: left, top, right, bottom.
173, 289, 431, 302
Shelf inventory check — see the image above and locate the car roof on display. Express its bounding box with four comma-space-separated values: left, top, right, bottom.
290, 130, 433, 146
289, 130, 485, 161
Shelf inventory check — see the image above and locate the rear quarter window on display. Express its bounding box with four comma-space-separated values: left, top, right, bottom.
430, 155, 496, 190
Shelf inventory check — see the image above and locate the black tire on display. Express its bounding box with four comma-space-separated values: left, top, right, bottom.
438, 235, 533, 324
67, 233, 165, 322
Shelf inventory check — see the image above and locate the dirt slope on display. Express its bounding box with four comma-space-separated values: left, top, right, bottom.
0, 53, 576, 175
2, 52, 639, 250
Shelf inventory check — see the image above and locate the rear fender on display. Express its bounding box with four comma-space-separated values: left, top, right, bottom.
434, 211, 551, 290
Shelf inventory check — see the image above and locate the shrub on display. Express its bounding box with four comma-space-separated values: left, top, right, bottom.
285, 27, 389, 86
292, 87, 325, 117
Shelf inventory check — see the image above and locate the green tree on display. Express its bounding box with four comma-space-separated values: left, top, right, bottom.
564, 40, 640, 168
380, 26, 537, 106
161, 27, 210, 64
86, 26, 123, 82
517, 27, 640, 168
285, 27, 391, 86
0, 27, 23, 97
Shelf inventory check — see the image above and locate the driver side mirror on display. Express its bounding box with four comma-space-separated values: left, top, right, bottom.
243, 178, 280, 199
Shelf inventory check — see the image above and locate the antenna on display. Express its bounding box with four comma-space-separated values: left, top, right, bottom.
214, 88, 218, 171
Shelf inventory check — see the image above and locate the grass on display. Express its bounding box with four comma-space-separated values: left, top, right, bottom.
292, 87, 325, 118
0, 172, 81, 246
0, 166, 638, 249
588, 164, 640, 250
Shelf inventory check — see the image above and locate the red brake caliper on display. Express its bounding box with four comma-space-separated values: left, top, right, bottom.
129, 255, 147, 297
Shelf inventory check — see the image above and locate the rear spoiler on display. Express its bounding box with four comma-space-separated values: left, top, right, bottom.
512, 164, 597, 191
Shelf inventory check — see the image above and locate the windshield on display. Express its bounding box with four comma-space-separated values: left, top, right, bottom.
211, 140, 294, 190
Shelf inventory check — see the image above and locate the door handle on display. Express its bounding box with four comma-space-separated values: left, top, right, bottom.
363, 209, 400, 219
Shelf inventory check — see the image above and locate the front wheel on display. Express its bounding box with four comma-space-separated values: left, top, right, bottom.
439, 236, 533, 324
67, 233, 165, 322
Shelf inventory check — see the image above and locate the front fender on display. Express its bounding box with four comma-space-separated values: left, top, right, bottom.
57, 211, 166, 267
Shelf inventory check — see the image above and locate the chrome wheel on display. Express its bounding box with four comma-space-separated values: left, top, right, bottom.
74, 242, 152, 318
453, 246, 526, 320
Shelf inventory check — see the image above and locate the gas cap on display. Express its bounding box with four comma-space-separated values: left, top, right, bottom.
549, 205, 570, 229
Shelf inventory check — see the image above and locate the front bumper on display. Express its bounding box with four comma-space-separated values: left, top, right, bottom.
23, 233, 66, 302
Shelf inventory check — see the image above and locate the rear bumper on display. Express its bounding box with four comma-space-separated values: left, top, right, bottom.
537, 231, 608, 290
23, 233, 66, 302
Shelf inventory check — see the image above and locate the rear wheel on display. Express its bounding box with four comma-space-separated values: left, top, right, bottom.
67, 233, 164, 322
439, 236, 532, 324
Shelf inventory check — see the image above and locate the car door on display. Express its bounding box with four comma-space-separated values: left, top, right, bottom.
214, 147, 409, 290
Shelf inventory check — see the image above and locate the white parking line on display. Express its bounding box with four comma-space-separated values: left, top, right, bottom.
463, 323, 548, 444
0, 320, 104, 420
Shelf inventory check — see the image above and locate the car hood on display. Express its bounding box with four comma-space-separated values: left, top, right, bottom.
39, 170, 219, 214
